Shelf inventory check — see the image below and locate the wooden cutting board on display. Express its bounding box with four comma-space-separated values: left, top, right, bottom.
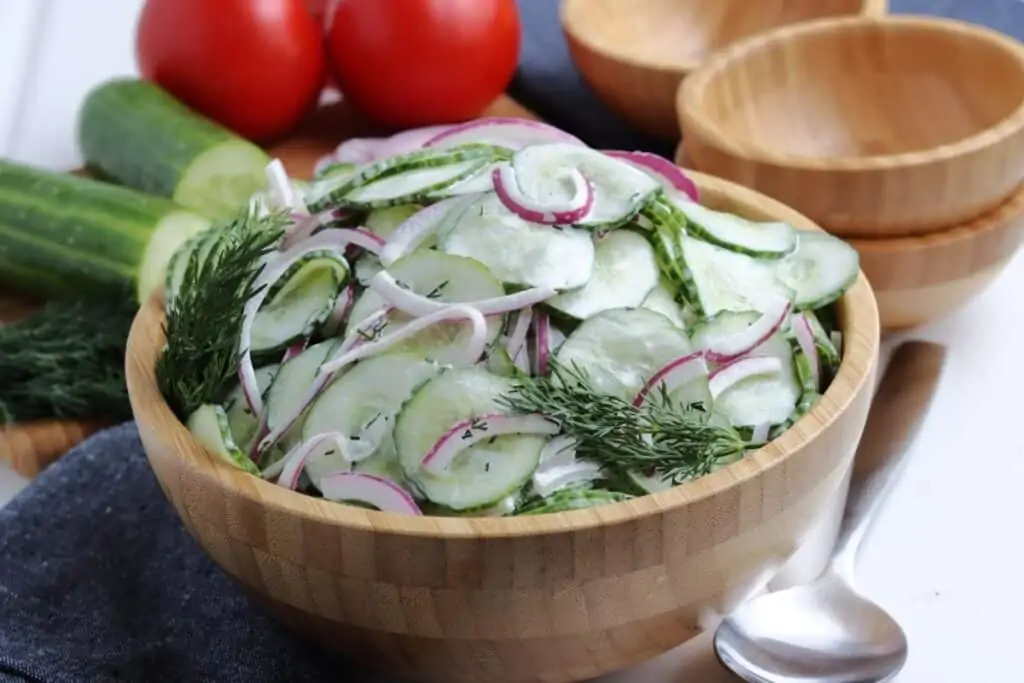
0, 94, 539, 478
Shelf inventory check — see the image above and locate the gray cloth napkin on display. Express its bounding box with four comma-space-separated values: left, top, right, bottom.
2, 1, 1021, 681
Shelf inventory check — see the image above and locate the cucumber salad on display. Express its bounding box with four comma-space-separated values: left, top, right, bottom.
161, 117, 858, 517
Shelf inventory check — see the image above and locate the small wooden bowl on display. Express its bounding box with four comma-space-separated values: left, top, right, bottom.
849, 180, 1024, 331
126, 172, 880, 683
678, 15, 1024, 237
561, 0, 887, 141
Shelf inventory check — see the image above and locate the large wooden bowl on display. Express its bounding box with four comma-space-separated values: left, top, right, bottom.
678, 15, 1024, 237
849, 179, 1024, 331
126, 171, 880, 683
561, 0, 886, 141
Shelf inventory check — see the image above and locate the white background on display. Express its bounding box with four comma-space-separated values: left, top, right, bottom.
0, 1, 1021, 681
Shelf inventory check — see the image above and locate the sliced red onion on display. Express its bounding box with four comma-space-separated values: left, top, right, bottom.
505, 307, 533, 368
701, 297, 792, 363
708, 357, 783, 400
264, 159, 308, 212
372, 125, 452, 159
791, 313, 820, 389
750, 422, 771, 445
531, 461, 603, 498
633, 351, 709, 407
602, 150, 699, 203
336, 305, 394, 355
424, 117, 585, 151
533, 310, 551, 376
492, 165, 594, 225
270, 432, 351, 490
319, 471, 422, 515
332, 137, 381, 165
323, 283, 357, 336
369, 270, 555, 317
282, 341, 308, 363
421, 412, 560, 475
379, 196, 471, 266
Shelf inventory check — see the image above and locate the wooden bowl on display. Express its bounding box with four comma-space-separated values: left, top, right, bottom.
849, 179, 1024, 331
561, 0, 887, 141
126, 171, 880, 683
678, 15, 1024, 237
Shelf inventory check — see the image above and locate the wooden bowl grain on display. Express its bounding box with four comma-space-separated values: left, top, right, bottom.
561, 0, 887, 141
125, 171, 880, 683
678, 15, 1024, 237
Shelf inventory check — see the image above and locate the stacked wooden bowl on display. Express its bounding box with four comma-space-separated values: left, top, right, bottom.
675, 15, 1024, 331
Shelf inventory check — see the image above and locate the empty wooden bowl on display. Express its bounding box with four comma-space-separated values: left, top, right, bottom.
561, 0, 887, 140
678, 15, 1024, 237
849, 179, 1024, 331
126, 170, 880, 683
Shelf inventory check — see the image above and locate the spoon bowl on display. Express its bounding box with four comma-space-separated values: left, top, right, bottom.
715, 573, 908, 683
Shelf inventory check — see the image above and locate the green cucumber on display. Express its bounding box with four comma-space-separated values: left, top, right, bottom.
675, 201, 797, 259
264, 339, 341, 450
803, 310, 841, 379
775, 231, 860, 310
546, 229, 659, 320
222, 363, 280, 453
0, 160, 211, 303
517, 487, 633, 515
77, 78, 270, 220
187, 404, 259, 475
640, 277, 690, 330
712, 334, 800, 428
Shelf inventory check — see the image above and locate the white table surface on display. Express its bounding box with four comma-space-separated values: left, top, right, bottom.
1, 1, 1021, 681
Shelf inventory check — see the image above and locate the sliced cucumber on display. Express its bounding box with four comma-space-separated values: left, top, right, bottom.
679, 233, 794, 319
439, 192, 595, 291
640, 277, 689, 330
546, 230, 659, 320
302, 352, 442, 486
517, 487, 632, 515
775, 231, 860, 310
222, 363, 280, 452
264, 339, 341, 449
511, 144, 660, 228
365, 204, 424, 241
187, 404, 259, 475
689, 310, 761, 349
484, 344, 519, 377
345, 250, 505, 364
676, 202, 797, 259
555, 308, 692, 402
165, 223, 220, 306
251, 250, 349, 354
713, 334, 800, 428
314, 161, 357, 181
626, 449, 744, 494
804, 310, 841, 378
432, 160, 507, 197
394, 367, 545, 510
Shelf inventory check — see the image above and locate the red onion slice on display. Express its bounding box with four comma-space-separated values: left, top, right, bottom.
319, 471, 422, 515
380, 195, 472, 266
323, 283, 357, 336
708, 357, 783, 400
369, 270, 555, 317
533, 310, 552, 376
791, 313, 820, 389
421, 412, 560, 475
602, 150, 699, 203
424, 117, 585, 150
270, 432, 351, 490
332, 137, 382, 165
372, 125, 453, 159
505, 307, 533, 368
633, 351, 709, 407
701, 297, 792, 364
492, 165, 594, 225
264, 159, 308, 212
281, 341, 308, 363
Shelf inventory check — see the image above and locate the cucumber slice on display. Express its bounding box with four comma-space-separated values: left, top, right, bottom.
187, 404, 259, 475
804, 310, 841, 378
431, 160, 507, 197
640, 277, 689, 330
314, 162, 357, 181
689, 310, 761, 349
484, 344, 519, 377
511, 144, 660, 228
439, 193, 595, 291
517, 487, 632, 515
165, 223, 220, 306
676, 202, 797, 259
265, 339, 341, 449
775, 231, 860, 310
345, 250, 505, 364
251, 250, 349, 354
394, 368, 545, 510
555, 308, 693, 402
713, 334, 800, 428
222, 363, 280, 452
302, 352, 442, 486
679, 233, 795, 319
365, 204, 425, 241
546, 230, 659, 320
626, 450, 743, 494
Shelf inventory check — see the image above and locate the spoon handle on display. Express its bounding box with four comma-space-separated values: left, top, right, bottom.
829, 341, 947, 582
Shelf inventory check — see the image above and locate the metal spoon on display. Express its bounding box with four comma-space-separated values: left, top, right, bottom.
715, 341, 948, 683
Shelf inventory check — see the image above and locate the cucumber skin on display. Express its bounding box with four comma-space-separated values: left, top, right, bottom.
0, 160, 210, 301
77, 78, 268, 218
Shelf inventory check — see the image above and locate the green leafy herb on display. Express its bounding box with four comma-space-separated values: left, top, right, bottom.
498, 360, 746, 485
156, 207, 286, 419
0, 292, 137, 424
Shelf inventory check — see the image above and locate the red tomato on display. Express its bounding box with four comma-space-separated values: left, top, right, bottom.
136, 0, 327, 141
326, 0, 521, 128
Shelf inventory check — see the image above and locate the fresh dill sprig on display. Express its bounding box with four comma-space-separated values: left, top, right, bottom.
156, 206, 287, 419
0, 292, 137, 424
498, 360, 746, 485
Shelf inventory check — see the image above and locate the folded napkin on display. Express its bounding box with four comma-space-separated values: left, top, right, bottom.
2, 1, 1021, 681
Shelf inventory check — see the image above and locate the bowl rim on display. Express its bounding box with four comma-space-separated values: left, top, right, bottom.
678, 14, 1024, 170
560, 0, 889, 75
126, 171, 880, 540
